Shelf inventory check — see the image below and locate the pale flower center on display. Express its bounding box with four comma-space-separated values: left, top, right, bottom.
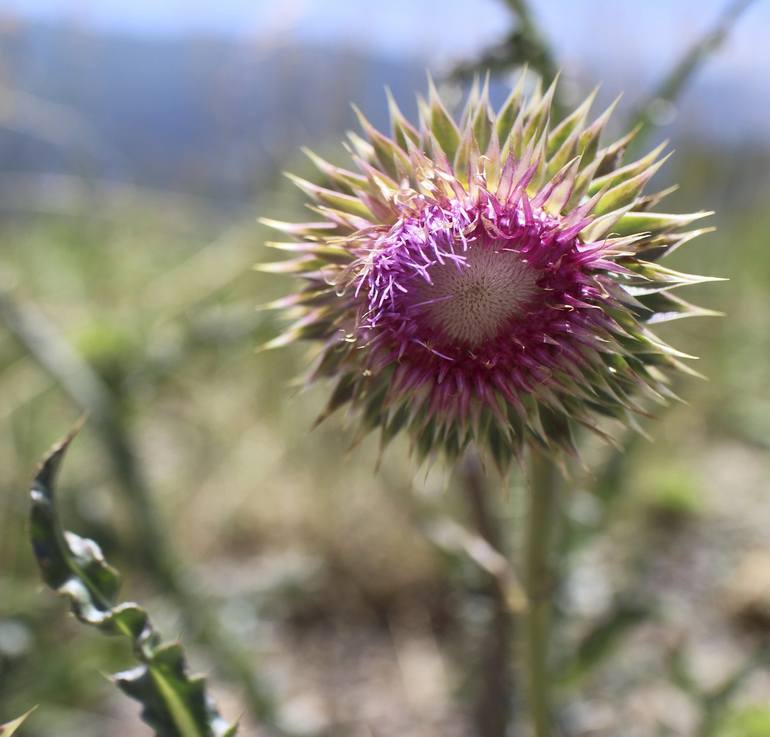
417, 245, 538, 347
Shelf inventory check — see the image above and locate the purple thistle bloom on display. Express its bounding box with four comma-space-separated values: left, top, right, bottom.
260, 75, 719, 468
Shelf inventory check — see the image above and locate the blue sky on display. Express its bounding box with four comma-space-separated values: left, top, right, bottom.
2, 0, 767, 68
2, 0, 768, 139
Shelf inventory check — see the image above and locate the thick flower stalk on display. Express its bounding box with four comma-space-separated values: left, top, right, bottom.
260, 75, 718, 468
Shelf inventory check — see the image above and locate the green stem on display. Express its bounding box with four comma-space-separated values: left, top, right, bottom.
524, 450, 561, 737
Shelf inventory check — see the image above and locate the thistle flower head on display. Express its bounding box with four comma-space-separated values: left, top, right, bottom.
261, 74, 718, 468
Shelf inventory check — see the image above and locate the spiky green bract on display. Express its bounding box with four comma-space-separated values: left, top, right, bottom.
260, 74, 718, 470
0, 709, 36, 737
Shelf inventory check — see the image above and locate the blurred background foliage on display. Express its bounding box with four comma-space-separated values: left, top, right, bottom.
1, 1, 770, 735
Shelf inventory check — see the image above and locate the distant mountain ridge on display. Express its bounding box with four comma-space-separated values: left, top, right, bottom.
0, 20, 766, 213
0, 21, 424, 206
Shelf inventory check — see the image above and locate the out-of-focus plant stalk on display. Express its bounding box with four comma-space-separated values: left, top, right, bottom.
0, 291, 176, 584
460, 451, 515, 737
451, 0, 558, 90
524, 450, 561, 737
632, 0, 757, 142
503, 0, 558, 82
0, 289, 285, 734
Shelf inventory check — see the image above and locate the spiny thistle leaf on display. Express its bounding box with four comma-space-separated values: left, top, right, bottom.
29, 424, 237, 737
260, 71, 720, 470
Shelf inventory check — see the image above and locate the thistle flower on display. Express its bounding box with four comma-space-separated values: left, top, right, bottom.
260, 74, 718, 468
